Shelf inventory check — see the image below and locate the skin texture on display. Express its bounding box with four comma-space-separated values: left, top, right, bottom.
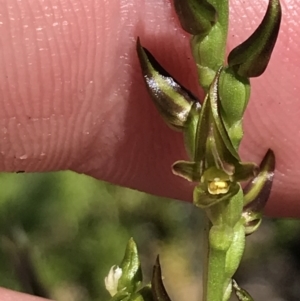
0, 0, 299, 299
0, 287, 49, 301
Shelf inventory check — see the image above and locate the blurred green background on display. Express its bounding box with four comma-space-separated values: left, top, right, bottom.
0, 171, 299, 301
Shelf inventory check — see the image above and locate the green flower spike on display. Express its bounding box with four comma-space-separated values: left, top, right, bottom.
173, 69, 257, 208
135, 0, 281, 300
151, 256, 172, 301
228, 0, 282, 78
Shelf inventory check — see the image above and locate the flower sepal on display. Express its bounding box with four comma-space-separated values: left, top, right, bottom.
242, 149, 275, 235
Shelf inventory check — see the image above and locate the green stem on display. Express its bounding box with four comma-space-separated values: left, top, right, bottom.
201, 187, 246, 301
202, 218, 228, 301
191, 0, 229, 90
202, 217, 209, 301
202, 217, 228, 301
208, 0, 229, 38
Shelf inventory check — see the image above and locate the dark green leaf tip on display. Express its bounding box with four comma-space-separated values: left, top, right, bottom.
136, 38, 200, 131
228, 0, 282, 77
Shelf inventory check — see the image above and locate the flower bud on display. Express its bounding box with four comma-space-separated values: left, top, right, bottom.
228, 0, 281, 78
173, 0, 216, 35
137, 38, 200, 131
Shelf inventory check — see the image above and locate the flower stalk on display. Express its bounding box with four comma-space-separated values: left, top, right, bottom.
107, 0, 281, 300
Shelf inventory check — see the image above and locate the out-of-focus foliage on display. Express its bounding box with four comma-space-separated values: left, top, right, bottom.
0, 171, 299, 301
0, 171, 203, 301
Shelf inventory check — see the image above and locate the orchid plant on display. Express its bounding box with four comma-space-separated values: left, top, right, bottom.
105, 0, 281, 300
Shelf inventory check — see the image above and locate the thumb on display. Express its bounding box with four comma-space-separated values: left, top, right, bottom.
0, 0, 298, 218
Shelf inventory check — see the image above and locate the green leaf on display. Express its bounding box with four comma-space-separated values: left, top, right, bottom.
136, 38, 200, 131
118, 238, 142, 294
173, 0, 217, 35
151, 256, 172, 301
193, 92, 211, 165
228, 0, 282, 78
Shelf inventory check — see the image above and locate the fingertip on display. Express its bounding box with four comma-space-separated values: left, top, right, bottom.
0, 288, 52, 301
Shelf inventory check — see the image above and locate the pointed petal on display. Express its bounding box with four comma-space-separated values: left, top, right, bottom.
209, 122, 257, 182
228, 0, 282, 78
151, 256, 172, 301
194, 93, 211, 164
173, 0, 216, 35
182, 102, 202, 159
242, 150, 275, 234
210, 126, 258, 181
136, 38, 200, 130
172, 160, 201, 182
243, 149, 275, 210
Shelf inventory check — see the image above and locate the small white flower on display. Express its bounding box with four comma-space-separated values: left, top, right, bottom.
104, 265, 123, 296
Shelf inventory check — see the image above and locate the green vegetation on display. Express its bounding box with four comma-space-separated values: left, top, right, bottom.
0, 172, 299, 300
